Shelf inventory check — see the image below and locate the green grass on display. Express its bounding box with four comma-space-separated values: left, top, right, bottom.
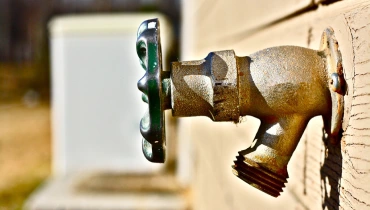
0, 178, 44, 210
0, 103, 51, 210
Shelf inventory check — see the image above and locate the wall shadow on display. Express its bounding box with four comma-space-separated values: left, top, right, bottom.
320, 128, 342, 210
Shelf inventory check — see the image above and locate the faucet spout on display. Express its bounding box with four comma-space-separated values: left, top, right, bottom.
233, 115, 309, 197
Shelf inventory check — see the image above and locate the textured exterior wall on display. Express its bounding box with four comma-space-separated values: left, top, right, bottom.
181, 0, 370, 209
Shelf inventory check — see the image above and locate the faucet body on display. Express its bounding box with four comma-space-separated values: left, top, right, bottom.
172, 47, 330, 120
136, 19, 344, 197
170, 47, 333, 196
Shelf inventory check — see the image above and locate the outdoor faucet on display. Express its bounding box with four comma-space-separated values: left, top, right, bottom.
136, 19, 344, 197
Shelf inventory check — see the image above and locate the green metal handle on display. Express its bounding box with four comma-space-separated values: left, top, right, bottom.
136, 19, 170, 163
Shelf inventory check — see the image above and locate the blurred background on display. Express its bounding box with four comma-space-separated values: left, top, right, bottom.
0, 1, 180, 209
0, 0, 180, 102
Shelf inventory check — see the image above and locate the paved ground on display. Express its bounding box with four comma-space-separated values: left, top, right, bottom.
0, 103, 51, 210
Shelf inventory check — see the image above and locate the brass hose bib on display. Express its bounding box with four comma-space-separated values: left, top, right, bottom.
136, 19, 344, 197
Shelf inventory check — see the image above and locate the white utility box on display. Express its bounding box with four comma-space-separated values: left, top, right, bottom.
49, 14, 172, 175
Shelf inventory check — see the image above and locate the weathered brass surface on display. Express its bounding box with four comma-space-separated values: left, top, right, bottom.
136, 19, 344, 197
171, 50, 240, 122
